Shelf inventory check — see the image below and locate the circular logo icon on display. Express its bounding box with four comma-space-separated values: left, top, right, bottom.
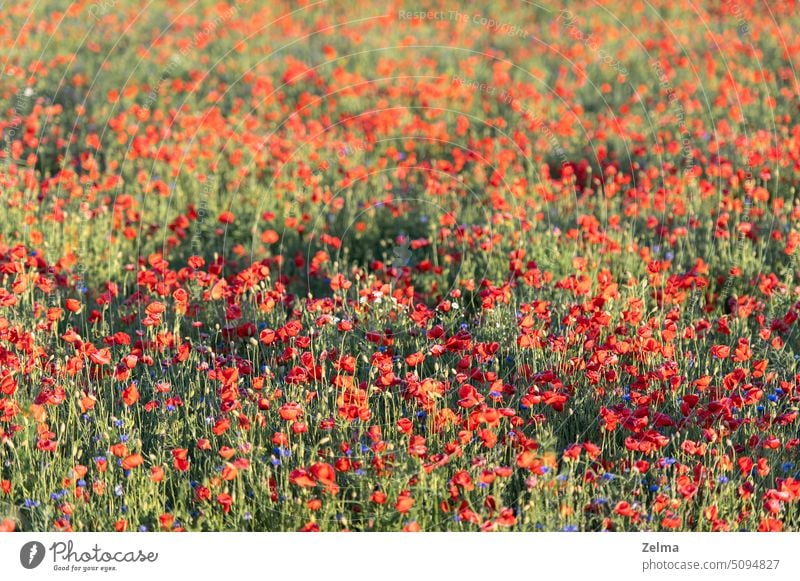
20, 541, 46, 569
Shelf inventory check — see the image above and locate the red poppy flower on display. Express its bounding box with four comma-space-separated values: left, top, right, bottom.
290, 470, 316, 488
172, 449, 190, 471
121, 454, 144, 470
395, 492, 415, 514
122, 384, 139, 406
217, 493, 233, 514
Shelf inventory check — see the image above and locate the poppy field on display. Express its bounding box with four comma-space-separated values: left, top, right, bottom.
0, 0, 799, 532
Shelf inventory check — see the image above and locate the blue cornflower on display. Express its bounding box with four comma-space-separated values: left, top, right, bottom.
563, 524, 578, 532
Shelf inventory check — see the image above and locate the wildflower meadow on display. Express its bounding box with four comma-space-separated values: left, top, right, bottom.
1, 0, 800, 533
